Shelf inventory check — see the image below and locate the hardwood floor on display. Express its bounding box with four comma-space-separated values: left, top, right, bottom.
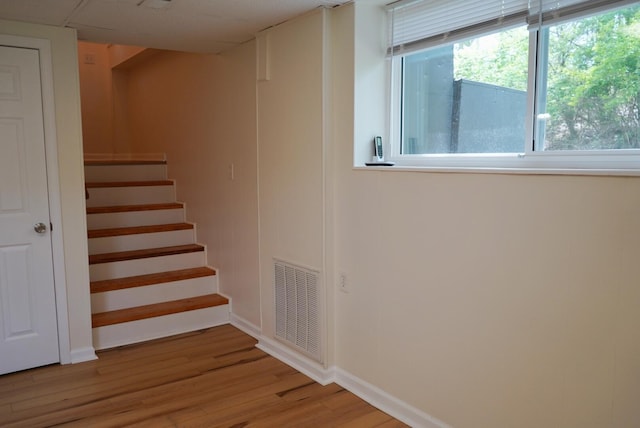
0, 325, 408, 427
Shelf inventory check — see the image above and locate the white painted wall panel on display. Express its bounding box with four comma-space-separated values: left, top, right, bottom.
124, 42, 260, 329
256, 9, 327, 341
332, 3, 640, 428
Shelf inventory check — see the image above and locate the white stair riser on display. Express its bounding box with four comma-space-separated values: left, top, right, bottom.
85, 159, 230, 349
86, 185, 175, 207
84, 164, 167, 182
90, 251, 206, 281
88, 229, 195, 255
92, 304, 230, 350
87, 209, 184, 229
91, 276, 218, 313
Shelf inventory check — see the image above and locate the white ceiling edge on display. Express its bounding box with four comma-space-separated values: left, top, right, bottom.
0, 0, 351, 53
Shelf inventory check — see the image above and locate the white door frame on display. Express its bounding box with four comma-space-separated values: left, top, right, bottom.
0, 34, 71, 364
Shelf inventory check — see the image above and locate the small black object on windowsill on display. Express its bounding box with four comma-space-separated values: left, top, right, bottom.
365, 136, 395, 166
365, 161, 396, 166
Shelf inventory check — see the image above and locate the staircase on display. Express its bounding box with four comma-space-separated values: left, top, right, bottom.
84, 156, 229, 350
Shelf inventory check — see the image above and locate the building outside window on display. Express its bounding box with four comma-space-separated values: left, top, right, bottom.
388, 0, 640, 171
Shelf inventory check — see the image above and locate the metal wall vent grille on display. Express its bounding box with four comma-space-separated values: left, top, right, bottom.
274, 260, 321, 363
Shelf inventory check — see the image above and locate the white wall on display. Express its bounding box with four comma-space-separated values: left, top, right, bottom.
125, 44, 261, 328
78, 41, 114, 154
107, 44, 160, 155
352, 1, 387, 165
47, 2, 640, 425
331, 3, 640, 427
108, 44, 146, 68
256, 9, 330, 353
77, 43, 159, 155
0, 20, 93, 360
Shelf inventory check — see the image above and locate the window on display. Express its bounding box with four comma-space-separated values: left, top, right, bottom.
387, 0, 640, 170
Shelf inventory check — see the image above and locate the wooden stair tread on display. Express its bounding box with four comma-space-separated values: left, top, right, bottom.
92, 294, 228, 327
86, 180, 173, 188
88, 223, 193, 239
87, 202, 183, 214
89, 244, 204, 265
91, 267, 216, 294
84, 159, 166, 166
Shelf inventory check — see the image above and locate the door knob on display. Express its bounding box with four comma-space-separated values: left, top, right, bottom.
34, 222, 47, 234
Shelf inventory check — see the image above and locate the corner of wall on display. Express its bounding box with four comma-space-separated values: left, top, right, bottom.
334, 368, 451, 428
230, 312, 262, 339
254, 333, 450, 428
70, 346, 98, 364
256, 336, 336, 386
353, 1, 389, 166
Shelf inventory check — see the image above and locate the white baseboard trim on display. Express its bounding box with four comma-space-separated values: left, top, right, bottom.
237, 326, 448, 427
256, 336, 335, 386
69, 346, 98, 364
254, 339, 449, 427
229, 312, 261, 339
334, 367, 450, 428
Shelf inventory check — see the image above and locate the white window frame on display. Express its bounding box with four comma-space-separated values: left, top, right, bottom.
386, 0, 640, 173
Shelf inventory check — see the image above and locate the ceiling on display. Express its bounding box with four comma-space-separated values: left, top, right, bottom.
0, 0, 349, 53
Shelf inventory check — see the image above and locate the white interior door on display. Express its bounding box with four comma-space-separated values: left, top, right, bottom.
0, 45, 59, 374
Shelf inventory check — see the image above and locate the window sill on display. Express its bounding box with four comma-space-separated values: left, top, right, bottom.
354, 164, 640, 177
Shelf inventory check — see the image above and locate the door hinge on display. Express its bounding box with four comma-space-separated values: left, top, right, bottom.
50, 222, 53, 232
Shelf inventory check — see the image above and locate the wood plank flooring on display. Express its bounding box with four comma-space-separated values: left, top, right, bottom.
0, 325, 407, 427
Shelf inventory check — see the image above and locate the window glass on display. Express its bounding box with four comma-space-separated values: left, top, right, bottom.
389, 0, 640, 170
401, 26, 529, 155
535, 3, 640, 151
